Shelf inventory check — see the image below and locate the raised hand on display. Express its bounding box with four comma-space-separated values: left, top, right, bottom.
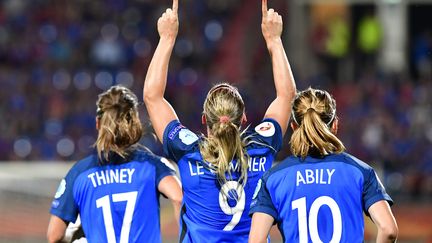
261, 0, 283, 46
157, 0, 179, 40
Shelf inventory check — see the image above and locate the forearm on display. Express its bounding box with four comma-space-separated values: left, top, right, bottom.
261, 0, 296, 134
267, 38, 296, 102
158, 175, 183, 228
143, 37, 176, 102
172, 200, 182, 228
369, 201, 398, 243
143, 36, 178, 140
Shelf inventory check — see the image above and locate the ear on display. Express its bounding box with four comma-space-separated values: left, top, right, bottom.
241, 113, 247, 125
290, 121, 298, 131
331, 117, 339, 135
96, 117, 100, 130
201, 114, 206, 125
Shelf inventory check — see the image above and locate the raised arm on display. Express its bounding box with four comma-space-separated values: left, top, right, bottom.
261, 0, 296, 135
143, 0, 179, 142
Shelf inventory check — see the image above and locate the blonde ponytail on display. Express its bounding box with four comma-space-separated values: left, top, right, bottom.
290, 88, 345, 158
95, 85, 143, 161
199, 83, 249, 188
200, 120, 248, 187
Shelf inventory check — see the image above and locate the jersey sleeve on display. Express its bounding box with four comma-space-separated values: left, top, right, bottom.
249, 174, 278, 222
155, 156, 177, 185
50, 168, 80, 223
248, 118, 283, 153
363, 168, 393, 214
163, 120, 200, 162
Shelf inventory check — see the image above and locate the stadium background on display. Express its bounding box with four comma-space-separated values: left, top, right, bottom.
0, 0, 431, 242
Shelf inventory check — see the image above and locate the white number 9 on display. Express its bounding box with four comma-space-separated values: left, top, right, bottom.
218, 181, 246, 231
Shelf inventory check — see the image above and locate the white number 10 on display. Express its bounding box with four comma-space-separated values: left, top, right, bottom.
96, 191, 138, 243
218, 181, 245, 231
292, 196, 342, 243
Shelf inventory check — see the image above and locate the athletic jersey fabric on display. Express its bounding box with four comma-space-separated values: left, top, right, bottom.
163, 118, 282, 243
50, 149, 175, 243
250, 152, 393, 243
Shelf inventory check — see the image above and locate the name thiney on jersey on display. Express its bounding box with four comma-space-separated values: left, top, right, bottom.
87, 168, 135, 187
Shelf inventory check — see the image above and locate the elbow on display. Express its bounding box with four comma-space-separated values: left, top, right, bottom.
286, 91, 296, 105
142, 84, 161, 103
47, 231, 64, 243
143, 90, 155, 104
171, 194, 183, 209
170, 190, 183, 214
380, 224, 399, 242
387, 225, 399, 242
143, 92, 162, 108
277, 86, 296, 102
286, 85, 297, 100
289, 86, 296, 98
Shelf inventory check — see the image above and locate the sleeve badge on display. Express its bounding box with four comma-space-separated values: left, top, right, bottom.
254, 122, 275, 137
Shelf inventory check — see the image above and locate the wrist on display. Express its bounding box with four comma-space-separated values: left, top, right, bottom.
159, 36, 177, 46
266, 38, 283, 52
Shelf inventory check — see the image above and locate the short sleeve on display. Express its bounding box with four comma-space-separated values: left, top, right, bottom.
50, 170, 79, 223
155, 157, 177, 186
163, 120, 200, 162
249, 118, 283, 153
249, 175, 278, 222
363, 169, 393, 214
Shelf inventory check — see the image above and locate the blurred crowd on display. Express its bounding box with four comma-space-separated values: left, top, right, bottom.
0, 0, 431, 201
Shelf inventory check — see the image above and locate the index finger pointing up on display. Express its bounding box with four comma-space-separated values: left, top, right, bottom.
173, 0, 178, 13
262, 0, 268, 16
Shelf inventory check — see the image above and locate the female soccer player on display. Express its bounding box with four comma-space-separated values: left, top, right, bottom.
143, 0, 296, 242
47, 85, 182, 243
249, 87, 398, 243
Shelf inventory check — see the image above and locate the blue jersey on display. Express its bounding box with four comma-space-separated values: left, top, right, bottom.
250, 153, 393, 243
50, 149, 175, 243
163, 119, 282, 243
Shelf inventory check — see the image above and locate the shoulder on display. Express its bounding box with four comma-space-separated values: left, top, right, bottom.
252, 119, 280, 137
245, 118, 281, 138
244, 118, 283, 152
164, 120, 200, 145
132, 148, 176, 172
162, 120, 201, 161
132, 149, 166, 166
67, 153, 99, 179
132, 148, 160, 162
336, 152, 375, 174
262, 156, 300, 181
58, 153, 99, 199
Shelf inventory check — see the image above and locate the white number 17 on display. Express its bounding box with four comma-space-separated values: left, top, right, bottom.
96, 191, 138, 243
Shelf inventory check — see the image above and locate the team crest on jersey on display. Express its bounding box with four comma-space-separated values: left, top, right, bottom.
254, 121, 275, 137
179, 129, 199, 145
252, 179, 262, 199
54, 179, 66, 199
52, 200, 60, 208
